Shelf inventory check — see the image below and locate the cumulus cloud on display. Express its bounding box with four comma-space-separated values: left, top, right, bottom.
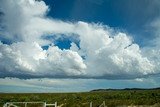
0, 0, 159, 79
0, 42, 86, 78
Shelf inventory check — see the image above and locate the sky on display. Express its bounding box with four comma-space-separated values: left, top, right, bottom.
0, 0, 160, 92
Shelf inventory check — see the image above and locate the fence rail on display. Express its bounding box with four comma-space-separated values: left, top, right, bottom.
3, 101, 57, 107
3, 101, 107, 107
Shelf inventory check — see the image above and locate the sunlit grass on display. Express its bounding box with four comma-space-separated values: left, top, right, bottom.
0, 89, 160, 107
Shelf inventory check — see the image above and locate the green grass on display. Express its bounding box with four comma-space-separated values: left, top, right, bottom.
0, 89, 160, 107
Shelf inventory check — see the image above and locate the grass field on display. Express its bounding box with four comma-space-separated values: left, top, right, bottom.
0, 89, 160, 107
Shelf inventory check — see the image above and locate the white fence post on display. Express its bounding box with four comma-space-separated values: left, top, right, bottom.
25, 102, 27, 107
103, 101, 105, 106
3, 103, 7, 107
99, 101, 106, 107
90, 102, 92, 107
55, 102, 57, 107
43, 102, 46, 107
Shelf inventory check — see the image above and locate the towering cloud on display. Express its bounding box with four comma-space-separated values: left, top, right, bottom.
0, 0, 159, 79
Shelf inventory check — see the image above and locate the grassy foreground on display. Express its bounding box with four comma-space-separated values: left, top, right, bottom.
0, 89, 160, 107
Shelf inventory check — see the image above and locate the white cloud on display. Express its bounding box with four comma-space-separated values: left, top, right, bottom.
142, 18, 160, 76
0, 0, 159, 79
84, 32, 155, 79
0, 0, 48, 42
0, 42, 86, 78
134, 78, 144, 82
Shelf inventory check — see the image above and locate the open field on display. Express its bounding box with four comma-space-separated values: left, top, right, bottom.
0, 89, 160, 107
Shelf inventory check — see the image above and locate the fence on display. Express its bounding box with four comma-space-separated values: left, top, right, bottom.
99, 101, 107, 107
3, 101, 57, 107
3, 101, 107, 107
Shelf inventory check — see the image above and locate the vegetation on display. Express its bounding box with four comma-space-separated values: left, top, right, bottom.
0, 89, 160, 107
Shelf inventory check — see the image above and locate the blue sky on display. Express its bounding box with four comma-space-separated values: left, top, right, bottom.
0, 0, 160, 92
45, 0, 159, 47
